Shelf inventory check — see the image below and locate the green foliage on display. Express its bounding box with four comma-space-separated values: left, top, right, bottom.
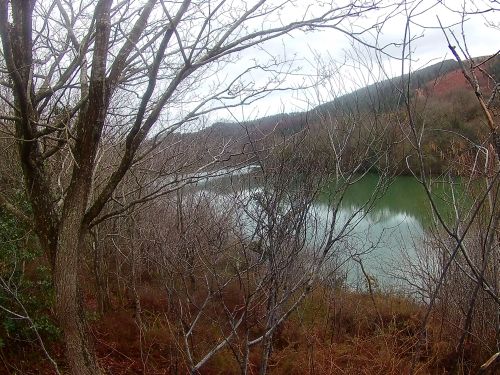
0, 197, 59, 348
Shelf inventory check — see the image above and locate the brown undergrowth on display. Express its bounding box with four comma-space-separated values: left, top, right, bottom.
1, 281, 489, 374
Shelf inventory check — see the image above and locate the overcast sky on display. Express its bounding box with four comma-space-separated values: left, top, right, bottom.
211, 0, 500, 123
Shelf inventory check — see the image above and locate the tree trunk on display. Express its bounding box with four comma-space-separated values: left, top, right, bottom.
91, 230, 111, 315
259, 280, 278, 375
54, 191, 102, 374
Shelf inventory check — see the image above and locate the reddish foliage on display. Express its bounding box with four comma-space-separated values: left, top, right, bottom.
424, 68, 493, 98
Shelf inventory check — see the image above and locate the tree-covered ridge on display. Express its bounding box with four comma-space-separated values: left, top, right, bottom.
203, 56, 499, 175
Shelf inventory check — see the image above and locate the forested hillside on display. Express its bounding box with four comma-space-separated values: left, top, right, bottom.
202, 56, 499, 175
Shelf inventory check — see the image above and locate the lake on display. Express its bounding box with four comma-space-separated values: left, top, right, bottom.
195, 170, 461, 290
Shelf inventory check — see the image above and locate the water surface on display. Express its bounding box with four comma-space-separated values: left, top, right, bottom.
199, 171, 461, 289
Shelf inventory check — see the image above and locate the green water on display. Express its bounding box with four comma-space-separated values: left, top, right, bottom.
316, 173, 476, 288
320, 173, 467, 228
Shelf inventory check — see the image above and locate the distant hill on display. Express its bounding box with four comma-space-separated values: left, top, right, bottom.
199, 56, 499, 140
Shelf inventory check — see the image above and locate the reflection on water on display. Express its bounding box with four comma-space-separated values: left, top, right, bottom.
313, 201, 423, 289
320, 173, 461, 228
195, 172, 460, 289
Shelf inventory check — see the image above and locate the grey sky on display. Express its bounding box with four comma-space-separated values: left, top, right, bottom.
211, 0, 500, 123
